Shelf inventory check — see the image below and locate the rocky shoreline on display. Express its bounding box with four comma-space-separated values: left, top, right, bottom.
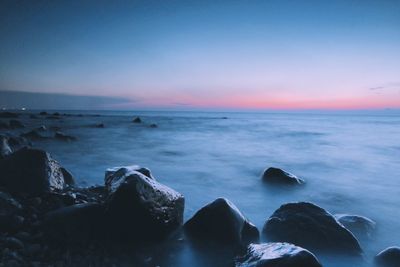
0, 111, 399, 267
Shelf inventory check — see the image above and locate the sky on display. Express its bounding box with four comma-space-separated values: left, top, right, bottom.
0, 0, 399, 110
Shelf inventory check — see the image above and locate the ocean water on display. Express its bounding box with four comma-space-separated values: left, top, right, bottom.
4, 110, 400, 266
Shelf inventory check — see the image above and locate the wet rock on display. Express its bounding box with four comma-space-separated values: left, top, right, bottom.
185, 198, 259, 247
262, 167, 304, 185
29, 114, 39, 119
0, 112, 19, 118
46, 115, 61, 120
0, 191, 22, 212
105, 166, 184, 241
3, 237, 24, 250
0, 147, 75, 194
0, 136, 12, 158
334, 214, 376, 239
35, 125, 47, 131
149, 124, 158, 128
20, 130, 46, 140
0, 215, 24, 232
132, 117, 142, 123
95, 123, 105, 128
44, 203, 105, 243
39, 111, 48, 116
24, 243, 42, 256
7, 136, 30, 151
236, 243, 322, 267
14, 231, 31, 242
105, 165, 154, 191
54, 132, 76, 141
262, 202, 362, 254
375, 247, 400, 267
60, 168, 75, 187
9, 120, 25, 129
50, 126, 62, 131
53, 112, 61, 116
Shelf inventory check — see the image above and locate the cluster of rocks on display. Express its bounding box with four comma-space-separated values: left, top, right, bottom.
132, 116, 158, 128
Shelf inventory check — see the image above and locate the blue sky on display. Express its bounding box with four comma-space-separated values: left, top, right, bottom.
1, 0, 399, 109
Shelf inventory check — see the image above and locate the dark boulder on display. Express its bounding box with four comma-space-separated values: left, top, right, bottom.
375, 247, 400, 267
35, 125, 47, 132
0, 112, 19, 118
334, 214, 376, 239
7, 136, 30, 150
29, 114, 38, 119
9, 120, 25, 129
39, 111, 48, 116
132, 117, 142, 123
46, 115, 61, 120
149, 123, 158, 128
0, 148, 75, 194
20, 130, 46, 140
95, 123, 105, 128
105, 165, 154, 191
105, 166, 184, 242
44, 203, 105, 243
262, 202, 362, 254
184, 198, 259, 247
236, 243, 322, 267
54, 131, 76, 141
262, 167, 304, 185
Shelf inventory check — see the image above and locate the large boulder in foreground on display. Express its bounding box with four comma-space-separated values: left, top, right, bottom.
0, 148, 75, 194
334, 214, 376, 239
262, 167, 304, 185
105, 165, 154, 191
184, 198, 259, 247
262, 202, 362, 254
375, 247, 400, 267
105, 166, 184, 242
236, 243, 322, 267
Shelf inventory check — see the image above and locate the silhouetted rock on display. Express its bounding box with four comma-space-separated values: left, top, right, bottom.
20, 130, 46, 140
44, 203, 105, 243
105, 166, 184, 242
375, 247, 400, 267
29, 114, 38, 119
39, 111, 48, 116
0, 148, 75, 194
132, 117, 142, 123
9, 120, 25, 129
53, 112, 60, 116
262, 202, 362, 254
149, 123, 158, 128
0, 112, 19, 118
54, 131, 76, 141
236, 243, 322, 267
262, 167, 304, 185
95, 123, 105, 128
334, 214, 376, 239
185, 198, 259, 247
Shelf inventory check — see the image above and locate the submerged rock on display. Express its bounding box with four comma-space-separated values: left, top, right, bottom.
54, 131, 76, 141
184, 198, 259, 247
236, 243, 322, 267
105, 166, 184, 241
262, 202, 362, 254
95, 123, 105, 128
20, 130, 46, 140
375, 247, 400, 267
132, 117, 142, 123
0, 148, 75, 194
262, 167, 304, 185
44, 203, 105, 242
334, 214, 376, 239
9, 120, 25, 129
149, 124, 158, 128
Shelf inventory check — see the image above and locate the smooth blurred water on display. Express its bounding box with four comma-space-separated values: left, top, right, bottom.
5, 110, 400, 266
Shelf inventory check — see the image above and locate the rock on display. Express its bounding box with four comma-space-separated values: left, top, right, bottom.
29, 114, 39, 119
375, 247, 400, 267
0, 191, 22, 212
50, 126, 62, 131
7, 136, 30, 151
105, 165, 154, 191
184, 198, 259, 247
35, 125, 47, 131
149, 124, 158, 128
105, 166, 184, 241
46, 115, 61, 120
334, 214, 376, 238
44, 203, 105, 242
132, 117, 142, 123
0, 147, 75, 194
3, 237, 24, 250
0, 215, 24, 232
0, 136, 12, 158
60, 168, 75, 187
8, 120, 25, 129
20, 130, 46, 140
0, 112, 19, 118
95, 123, 105, 128
39, 111, 48, 116
262, 202, 362, 254
14, 231, 31, 242
236, 243, 322, 267
53, 112, 60, 116
262, 167, 304, 185
54, 132, 76, 141
24, 243, 42, 256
